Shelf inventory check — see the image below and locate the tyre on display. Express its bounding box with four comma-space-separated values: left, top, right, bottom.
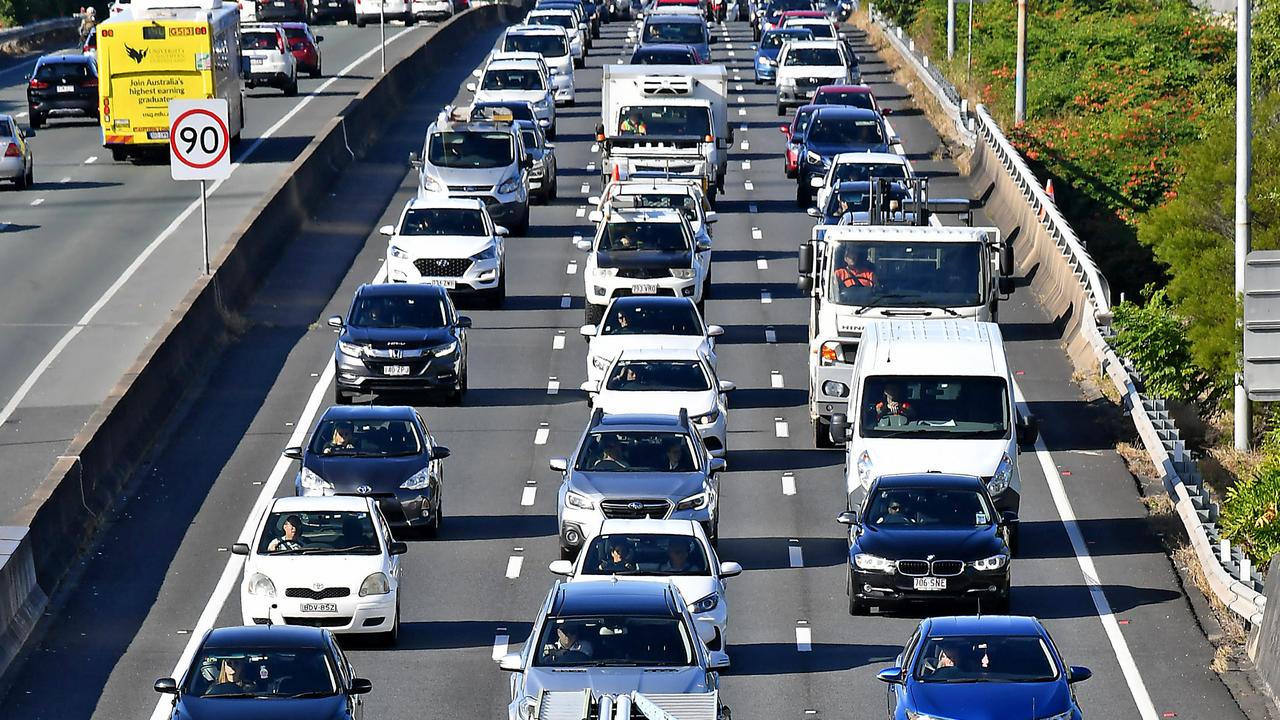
584, 302, 605, 326
405, 11, 416, 24
548, 175, 558, 200
284, 76, 298, 96
754, 76, 761, 85
796, 178, 812, 207
423, 495, 442, 537
776, 102, 785, 116
847, 571, 867, 615
574, 57, 585, 68
377, 603, 401, 646
309, 65, 322, 78
111, 147, 127, 162
813, 419, 835, 448
29, 112, 44, 129
335, 386, 353, 405
486, 273, 506, 309
15, 165, 30, 190
514, 206, 530, 235
356, 14, 367, 26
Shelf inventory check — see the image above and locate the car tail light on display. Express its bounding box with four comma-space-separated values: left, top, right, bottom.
276, 33, 285, 53
4, 143, 20, 158
28, 78, 49, 89
83, 77, 98, 88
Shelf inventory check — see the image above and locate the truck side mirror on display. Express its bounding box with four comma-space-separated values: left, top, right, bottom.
1000, 243, 1015, 276
798, 275, 814, 293
797, 242, 814, 273
998, 276, 1014, 296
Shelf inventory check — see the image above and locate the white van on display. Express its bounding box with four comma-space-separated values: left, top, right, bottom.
830, 320, 1038, 522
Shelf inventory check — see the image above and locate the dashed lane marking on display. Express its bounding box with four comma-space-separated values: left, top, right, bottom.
493, 632, 510, 661
744, 180, 753, 191
742, 160, 751, 171
561, 294, 572, 308
505, 555, 524, 579
741, 140, 749, 150
738, 108, 747, 116
576, 206, 586, 218
521, 485, 537, 506
760, 290, 771, 304
83, 156, 97, 164
580, 182, 590, 194
59, 177, 70, 183
748, 203, 758, 213
566, 261, 578, 275
788, 542, 804, 567
547, 377, 560, 395
771, 370, 784, 387
553, 333, 566, 350
781, 472, 796, 496
795, 624, 812, 652
751, 227, 762, 240
29, 198, 43, 206
774, 417, 789, 437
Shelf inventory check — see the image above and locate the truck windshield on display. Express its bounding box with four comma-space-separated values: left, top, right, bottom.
601, 221, 691, 253
427, 131, 514, 169
481, 68, 545, 91
505, 33, 569, 57
826, 240, 983, 308
644, 20, 705, 44
859, 375, 1010, 439
617, 105, 711, 136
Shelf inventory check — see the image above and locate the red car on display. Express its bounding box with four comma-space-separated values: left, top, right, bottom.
811, 84, 889, 115
280, 22, 323, 78
779, 103, 819, 178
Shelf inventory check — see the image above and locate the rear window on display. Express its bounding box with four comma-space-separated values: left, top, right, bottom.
35, 61, 92, 81
243, 31, 279, 50
807, 117, 885, 145
632, 47, 696, 64
815, 90, 875, 110
644, 20, 705, 45
0, 119, 13, 138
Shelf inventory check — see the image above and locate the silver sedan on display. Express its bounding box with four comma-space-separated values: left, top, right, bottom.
0, 114, 34, 190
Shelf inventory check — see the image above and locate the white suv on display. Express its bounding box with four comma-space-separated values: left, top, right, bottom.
241, 23, 298, 96
356, 0, 415, 25
380, 196, 508, 307
500, 26, 576, 105
576, 207, 709, 324
467, 57, 556, 137
525, 9, 585, 66
775, 39, 852, 113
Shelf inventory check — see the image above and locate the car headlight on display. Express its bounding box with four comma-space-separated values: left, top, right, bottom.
566, 490, 595, 510
805, 150, 824, 165
471, 245, 499, 262
905, 713, 950, 720
693, 407, 720, 424
590, 266, 618, 278
675, 491, 711, 511
591, 355, 611, 371
855, 450, 874, 483
972, 553, 1009, 571
337, 340, 365, 357
389, 243, 410, 260
670, 268, 696, 279
759, 56, 776, 66
988, 452, 1013, 496
359, 572, 391, 596
853, 553, 894, 572
498, 176, 521, 194
433, 341, 459, 357
246, 572, 277, 597
688, 592, 719, 613
297, 466, 334, 496
401, 467, 432, 490
421, 174, 444, 192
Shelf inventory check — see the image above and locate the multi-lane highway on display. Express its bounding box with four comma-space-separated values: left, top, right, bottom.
0, 10, 1250, 720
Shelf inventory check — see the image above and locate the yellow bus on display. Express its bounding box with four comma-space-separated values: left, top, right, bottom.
97, 0, 244, 161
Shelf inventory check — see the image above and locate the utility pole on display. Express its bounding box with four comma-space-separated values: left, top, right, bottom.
1014, 0, 1027, 123
947, 0, 956, 60
966, 0, 974, 86
1235, 0, 1252, 450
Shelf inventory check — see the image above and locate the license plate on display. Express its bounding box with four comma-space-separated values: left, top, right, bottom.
384, 365, 411, 376
426, 278, 457, 289
57, 85, 74, 93
300, 602, 337, 613
632, 283, 658, 294
913, 577, 947, 591
251, 56, 265, 64
147, 130, 169, 139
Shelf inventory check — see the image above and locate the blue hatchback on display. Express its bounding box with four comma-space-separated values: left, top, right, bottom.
795, 105, 892, 205
754, 27, 813, 84
879, 615, 1092, 720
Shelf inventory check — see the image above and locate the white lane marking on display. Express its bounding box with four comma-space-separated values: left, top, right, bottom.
760, 290, 771, 304
580, 182, 590, 194
561, 294, 572, 308
748, 203, 758, 213
1013, 381, 1159, 720
534, 423, 550, 445
60, 176, 71, 184
737, 96, 745, 104
13, 29, 416, 451
566, 261, 578, 275
795, 625, 812, 652
521, 485, 537, 506
493, 633, 510, 660
572, 233, 583, 245
587, 162, 596, 172
742, 160, 751, 171
771, 370, 784, 387
591, 143, 600, 152
735, 83, 743, 91
728, 50, 735, 56
15, 112, 28, 119
788, 543, 804, 568
83, 156, 97, 164
741, 140, 749, 150
757, 258, 768, 270
751, 227, 762, 240
781, 472, 796, 496
738, 108, 747, 116
547, 378, 560, 395
774, 417, 789, 437
744, 180, 754, 191
553, 334, 566, 350
29, 198, 43, 206
576, 206, 586, 218
740, 123, 748, 132
765, 327, 776, 343
505, 555, 524, 579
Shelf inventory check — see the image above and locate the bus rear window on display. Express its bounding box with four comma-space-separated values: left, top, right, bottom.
143, 25, 165, 40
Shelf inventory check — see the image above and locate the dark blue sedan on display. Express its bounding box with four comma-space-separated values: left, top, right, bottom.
154, 625, 372, 719
795, 105, 894, 206
878, 615, 1091, 720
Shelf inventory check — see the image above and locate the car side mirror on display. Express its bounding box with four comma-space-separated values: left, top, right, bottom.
1068, 666, 1092, 684
498, 653, 524, 671
580, 380, 599, 393
282, 446, 303, 460
231, 542, 250, 555
588, 210, 604, 223
718, 561, 743, 578
580, 324, 598, 337
809, 175, 824, 188
798, 275, 814, 293
456, 316, 473, 328
707, 324, 724, 337
778, 124, 790, 135
472, 68, 483, 77
430, 446, 451, 460
350, 677, 373, 695
388, 541, 409, 555
705, 211, 718, 223
495, 225, 510, 236
550, 457, 569, 472
806, 207, 821, 218
154, 677, 179, 695
708, 650, 730, 670
379, 224, 395, 236
408, 151, 423, 168
829, 412, 849, 442
315, 35, 324, 42
575, 238, 593, 251
327, 315, 344, 329
880, 106, 892, 115
708, 457, 727, 474
718, 380, 736, 393
999, 510, 1019, 527
998, 276, 1014, 296
1016, 414, 1039, 446
876, 667, 904, 684
696, 238, 712, 252
549, 559, 574, 576
837, 510, 859, 525
546, 142, 557, 150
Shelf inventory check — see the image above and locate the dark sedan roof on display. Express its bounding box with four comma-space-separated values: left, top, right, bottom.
817, 84, 873, 94
554, 580, 680, 617
318, 404, 418, 422
201, 624, 331, 649
924, 615, 1047, 637
875, 473, 988, 490
356, 282, 448, 299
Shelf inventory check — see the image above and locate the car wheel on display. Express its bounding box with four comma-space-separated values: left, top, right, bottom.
405, 11, 416, 24
795, 179, 811, 208
813, 419, 834, 448
702, 270, 712, 301
547, 123, 556, 140
709, 521, 719, 547
284, 75, 299, 96
310, 65, 322, 78
487, 273, 506, 309
754, 76, 761, 85
549, 175, 558, 200
29, 113, 44, 129
776, 102, 785, 117
356, 14, 367, 26
848, 572, 867, 615
378, 602, 401, 646
584, 302, 604, 326
15, 165, 30, 190
111, 147, 128, 162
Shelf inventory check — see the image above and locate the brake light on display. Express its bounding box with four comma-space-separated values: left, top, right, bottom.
4, 143, 20, 158
277, 33, 285, 53
29, 78, 49, 90
83, 78, 98, 88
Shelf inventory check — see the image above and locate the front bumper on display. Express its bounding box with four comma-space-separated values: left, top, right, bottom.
241, 590, 398, 634
850, 563, 1009, 606
387, 255, 500, 291
693, 413, 727, 456
587, 275, 700, 307
412, 0, 451, 14
334, 346, 462, 392
310, 0, 354, 16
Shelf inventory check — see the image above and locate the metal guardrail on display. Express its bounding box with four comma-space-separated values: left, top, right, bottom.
0, 17, 80, 49
868, 8, 1267, 625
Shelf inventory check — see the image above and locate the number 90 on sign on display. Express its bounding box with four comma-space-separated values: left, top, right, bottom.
168, 99, 232, 181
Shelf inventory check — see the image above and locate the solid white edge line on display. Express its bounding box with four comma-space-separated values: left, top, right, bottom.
1013, 380, 1159, 720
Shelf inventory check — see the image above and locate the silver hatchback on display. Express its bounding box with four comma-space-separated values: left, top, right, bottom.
0, 115, 34, 190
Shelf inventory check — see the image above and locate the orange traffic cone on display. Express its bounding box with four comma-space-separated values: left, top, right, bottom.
1045, 178, 1056, 203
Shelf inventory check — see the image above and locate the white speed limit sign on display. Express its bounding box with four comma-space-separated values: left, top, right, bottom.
168, 99, 231, 181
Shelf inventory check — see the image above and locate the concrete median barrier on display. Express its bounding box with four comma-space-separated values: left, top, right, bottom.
0, 0, 526, 681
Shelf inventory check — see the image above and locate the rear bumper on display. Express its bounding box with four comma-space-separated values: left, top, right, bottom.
29, 96, 97, 115
245, 70, 292, 87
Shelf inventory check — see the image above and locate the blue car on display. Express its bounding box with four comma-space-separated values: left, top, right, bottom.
754, 27, 813, 84
795, 105, 893, 206
879, 615, 1092, 720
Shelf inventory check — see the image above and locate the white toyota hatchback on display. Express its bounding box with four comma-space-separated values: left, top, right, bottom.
235, 495, 407, 644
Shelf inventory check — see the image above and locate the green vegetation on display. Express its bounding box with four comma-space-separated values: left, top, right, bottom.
0, 0, 102, 28
1222, 458, 1280, 565
1110, 286, 1219, 405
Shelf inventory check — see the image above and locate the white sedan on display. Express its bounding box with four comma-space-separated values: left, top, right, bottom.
550, 519, 741, 650
234, 495, 407, 644
586, 347, 734, 457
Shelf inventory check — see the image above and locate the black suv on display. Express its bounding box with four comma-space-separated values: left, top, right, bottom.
26, 55, 98, 128
329, 284, 470, 404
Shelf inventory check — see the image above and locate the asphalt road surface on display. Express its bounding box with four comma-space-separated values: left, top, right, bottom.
0, 12, 1248, 720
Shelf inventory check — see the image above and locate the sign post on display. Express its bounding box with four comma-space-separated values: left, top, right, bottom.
168, 99, 232, 275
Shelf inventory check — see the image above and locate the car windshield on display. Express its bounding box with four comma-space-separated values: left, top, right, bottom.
534, 615, 695, 667
36, 62, 92, 81
762, 29, 812, 48
815, 90, 875, 109
618, 193, 700, 222
427, 131, 514, 169
617, 104, 711, 137
475, 103, 536, 123
601, 221, 691, 253
481, 68, 545, 91
184, 648, 338, 698
309, 418, 423, 457
400, 208, 487, 236
632, 47, 696, 64
827, 240, 983, 308
915, 636, 1059, 683
865, 487, 994, 528
505, 33, 569, 57
531, 13, 575, 28
606, 360, 711, 391
822, 183, 909, 219
349, 294, 449, 328
283, 26, 309, 40
859, 375, 1010, 439
808, 117, 884, 145
785, 47, 842, 65
644, 21, 705, 44
582, 533, 711, 576
787, 20, 834, 37
575, 431, 697, 472
256, 510, 381, 555
791, 107, 817, 137
601, 303, 702, 335
832, 161, 908, 183
768, 0, 813, 18
242, 31, 278, 50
